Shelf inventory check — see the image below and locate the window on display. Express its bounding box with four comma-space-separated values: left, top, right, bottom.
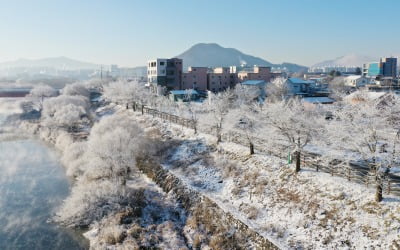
160, 61, 165, 66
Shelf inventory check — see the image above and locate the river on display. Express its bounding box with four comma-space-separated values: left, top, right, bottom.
0, 98, 88, 250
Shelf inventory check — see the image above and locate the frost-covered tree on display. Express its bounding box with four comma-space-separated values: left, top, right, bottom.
262, 99, 322, 172
225, 103, 260, 154
42, 95, 90, 130
28, 84, 58, 111
55, 113, 146, 226
103, 80, 149, 109
265, 77, 289, 102
326, 95, 400, 201
201, 90, 234, 143
233, 84, 260, 106
84, 114, 144, 184
61, 82, 90, 99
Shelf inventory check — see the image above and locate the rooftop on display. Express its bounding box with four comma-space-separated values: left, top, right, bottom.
240, 80, 266, 86
288, 78, 315, 84
170, 89, 200, 95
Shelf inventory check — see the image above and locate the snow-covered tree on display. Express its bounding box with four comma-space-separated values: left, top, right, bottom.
201, 90, 234, 143
265, 77, 289, 102
103, 80, 149, 109
61, 82, 90, 99
84, 114, 144, 184
225, 103, 261, 154
42, 95, 90, 130
55, 113, 147, 226
28, 84, 58, 111
262, 99, 322, 172
233, 84, 260, 106
326, 94, 400, 201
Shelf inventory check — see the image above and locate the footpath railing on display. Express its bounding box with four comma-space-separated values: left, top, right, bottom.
129, 101, 400, 197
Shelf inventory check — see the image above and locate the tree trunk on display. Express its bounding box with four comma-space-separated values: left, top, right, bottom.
133, 102, 136, 111
249, 142, 254, 155
295, 151, 301, 172
126, 103, 128, 109
375, 181, 383, 202
216, 124, 222, 144
141, 105, 144, 115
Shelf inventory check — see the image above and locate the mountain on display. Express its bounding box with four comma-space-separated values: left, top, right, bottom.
311, 54, 377, 68
0, 56, 100, 70
176, 43, 307, 72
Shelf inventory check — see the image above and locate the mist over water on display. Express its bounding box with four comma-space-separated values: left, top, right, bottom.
0, 98, 88, 249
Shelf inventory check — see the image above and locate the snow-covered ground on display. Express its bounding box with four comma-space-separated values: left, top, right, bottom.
84, 173, 189, 249
125, 106, 400, 249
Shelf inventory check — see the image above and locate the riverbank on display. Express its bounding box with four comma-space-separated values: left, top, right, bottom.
121, 104, 400, 249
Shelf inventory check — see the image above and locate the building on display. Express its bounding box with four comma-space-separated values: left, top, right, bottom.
238, 66, 271, 83
363, 57, 397, 78
382, 57, 397, 78
169, 89, 200, 102
363, 62, 383, 77
182, 67, 208, 91
207, 67, 235, 92
344, 75, 369, 87
285, 78, 316, 96
147, 58, 183, 94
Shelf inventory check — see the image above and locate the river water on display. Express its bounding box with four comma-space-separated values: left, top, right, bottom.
0, 98, 88, 250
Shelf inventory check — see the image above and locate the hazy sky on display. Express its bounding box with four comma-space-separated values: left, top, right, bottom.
0, 0, 399, 67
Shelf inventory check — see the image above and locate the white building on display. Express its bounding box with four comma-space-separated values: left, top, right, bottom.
344, 75, 369, 87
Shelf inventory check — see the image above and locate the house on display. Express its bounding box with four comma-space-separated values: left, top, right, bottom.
286, 78, 316, 96
344, 75, 369, 87
169, 89, 200, 102
239, 80, 267, 102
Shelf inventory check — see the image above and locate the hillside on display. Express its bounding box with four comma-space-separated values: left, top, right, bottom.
176, 43, 307, 72
0, 56, 99, 70
312, 54, 377, 68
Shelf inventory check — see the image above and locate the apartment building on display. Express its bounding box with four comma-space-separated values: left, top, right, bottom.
147, 58, 183, 94
182, 67, 208, 91
238, 66, 271, 83
207, 67, 236, 92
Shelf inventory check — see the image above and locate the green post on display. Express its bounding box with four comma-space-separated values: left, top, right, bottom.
288, 151, 292, 164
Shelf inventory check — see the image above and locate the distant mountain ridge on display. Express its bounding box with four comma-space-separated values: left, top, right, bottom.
0, 56, 100, 70
176, 43, 307, 72
311, 54, 378, 68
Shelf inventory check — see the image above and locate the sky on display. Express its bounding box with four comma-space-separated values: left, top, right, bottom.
0, 0, 399, 67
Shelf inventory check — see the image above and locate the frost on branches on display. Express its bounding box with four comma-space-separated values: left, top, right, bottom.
54, 113, 147, 227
